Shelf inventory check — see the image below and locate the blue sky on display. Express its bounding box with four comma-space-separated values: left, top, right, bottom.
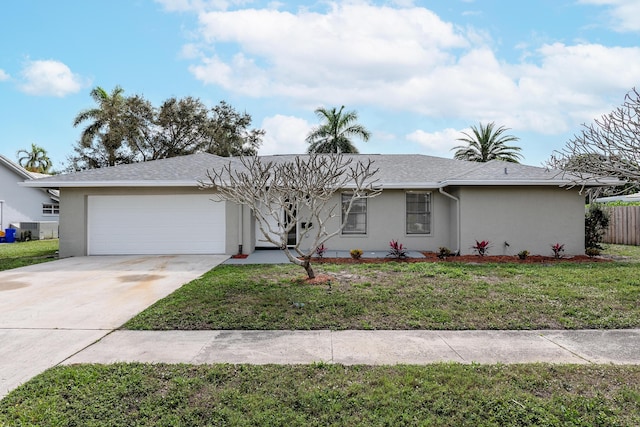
1, 0, 639, 170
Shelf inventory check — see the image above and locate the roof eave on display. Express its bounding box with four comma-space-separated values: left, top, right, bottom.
440, 179, 621, 187
20, 180, 203, 188
344, 182, 441, 190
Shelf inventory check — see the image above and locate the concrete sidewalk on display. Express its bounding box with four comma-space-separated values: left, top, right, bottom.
64, 329, 640, 366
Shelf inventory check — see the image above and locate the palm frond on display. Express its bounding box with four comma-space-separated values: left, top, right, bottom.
306, 105, 369, 154
452, 121, 523, 163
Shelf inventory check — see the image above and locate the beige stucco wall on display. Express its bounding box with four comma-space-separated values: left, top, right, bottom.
456, 186, 585, 256
59, 187, 238, 257
298, 189, 454, 253
58, 184, 585, 258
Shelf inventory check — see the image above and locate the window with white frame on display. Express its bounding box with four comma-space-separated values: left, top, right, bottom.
341, 193, 367, 234
406, 192, 431, 234
42, 203, 59, 215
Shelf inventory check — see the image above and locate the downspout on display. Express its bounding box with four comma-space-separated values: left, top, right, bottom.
238, 204, 244, 254
438, 187, 460, 255
0, 200, 4, 231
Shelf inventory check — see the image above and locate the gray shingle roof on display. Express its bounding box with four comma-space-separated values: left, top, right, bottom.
259, 154, 475, 186
22, 152, 598, 188
446, 160, 562, 183
25, 153, 239, 186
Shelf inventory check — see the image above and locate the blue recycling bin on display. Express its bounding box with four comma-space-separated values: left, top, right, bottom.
4, 228, 16, 243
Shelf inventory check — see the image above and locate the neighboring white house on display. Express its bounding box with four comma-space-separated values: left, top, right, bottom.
0, 155, 59, 237
595, 192, 640, 203
23, 153, 613, 258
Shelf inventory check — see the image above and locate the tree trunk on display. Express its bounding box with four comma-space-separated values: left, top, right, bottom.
303, 257, 315, 279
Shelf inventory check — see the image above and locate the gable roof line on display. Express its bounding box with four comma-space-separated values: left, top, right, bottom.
0, 154, 36, 180
1, 154, 60, 200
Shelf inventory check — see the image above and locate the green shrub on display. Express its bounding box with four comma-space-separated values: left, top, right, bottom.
585, 204, 610, 250
437, 247, 451, 259
585, 247, 601, 257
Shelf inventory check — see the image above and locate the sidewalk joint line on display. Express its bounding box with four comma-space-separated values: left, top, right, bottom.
437, 332, 466, 362
55, 329, 116, 368
539, 333, 592, 364
329, 330, 335, 363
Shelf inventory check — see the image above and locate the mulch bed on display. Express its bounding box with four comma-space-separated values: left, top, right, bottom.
311, 252, 607, 265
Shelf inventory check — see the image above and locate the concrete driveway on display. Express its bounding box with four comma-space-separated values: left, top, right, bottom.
0, 254, 227, 399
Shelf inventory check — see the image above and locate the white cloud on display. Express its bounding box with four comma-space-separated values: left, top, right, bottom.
0, 69, 9, 81
259, 114, 310, 155
406, 128, 462, 157
155, 0, 250, 12
579, 0, 640, 32
191, 3, 467, 96
177, 2, 640, 137
179, 43, 202, 59
156, 0, 224, 12
511, 43, 640, 131
190, 53, 270, 95
19, 60, 88, 97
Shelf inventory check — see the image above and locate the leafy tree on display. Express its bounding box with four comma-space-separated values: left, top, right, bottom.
202, 154, 381, 279
17, 143, 52, 173
202, 101, 264, 157
126, 95, 211, 161
306, 106, 370, 154
126, 98, 263, 161
68, 86, 263, 170
452, 122, 523, 163
548, 87, 640, 193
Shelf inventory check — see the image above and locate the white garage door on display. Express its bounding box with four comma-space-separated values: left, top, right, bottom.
88, 195, 226, 255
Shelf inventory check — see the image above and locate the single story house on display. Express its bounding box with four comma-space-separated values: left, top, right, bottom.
23, 153, 607, 258
0, 154, 59, 238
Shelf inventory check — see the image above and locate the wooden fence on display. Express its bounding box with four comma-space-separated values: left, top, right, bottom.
602, 206, 640, 245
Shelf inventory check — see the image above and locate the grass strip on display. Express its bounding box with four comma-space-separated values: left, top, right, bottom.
1, 363, 638, 426
0, 239, 58, 271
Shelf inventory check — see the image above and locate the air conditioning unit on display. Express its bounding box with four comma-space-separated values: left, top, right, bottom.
15, 221, 59, 240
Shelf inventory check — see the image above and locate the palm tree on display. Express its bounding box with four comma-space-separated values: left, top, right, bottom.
306, 106, 370, 154
17, 143, 52, 173
452, 122, 523, 163
73, 85, 131, 167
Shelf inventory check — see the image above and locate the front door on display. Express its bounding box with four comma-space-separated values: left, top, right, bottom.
254, 202, 297, 247
285, 201, 297, 246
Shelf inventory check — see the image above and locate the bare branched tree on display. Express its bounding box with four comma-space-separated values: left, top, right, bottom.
548, 87, 640, 193
201, 154, 381, 279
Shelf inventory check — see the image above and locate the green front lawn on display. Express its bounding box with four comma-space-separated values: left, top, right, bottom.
2, 363, 639, 426
4, 244, 640, 424
124, 259, 640, 331
0, 239, 58, 271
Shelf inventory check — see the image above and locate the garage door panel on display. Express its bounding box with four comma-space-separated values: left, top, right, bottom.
88, 195, 225, 255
